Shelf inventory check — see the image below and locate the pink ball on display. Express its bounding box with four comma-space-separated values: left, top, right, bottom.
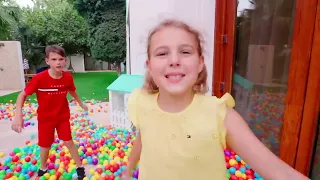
48, 163, 55, 170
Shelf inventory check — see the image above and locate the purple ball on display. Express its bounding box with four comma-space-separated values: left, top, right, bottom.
224, 150, 231, 156
92, 158, 98, 165
133, 170, 139, 178
92, 144, 97, 150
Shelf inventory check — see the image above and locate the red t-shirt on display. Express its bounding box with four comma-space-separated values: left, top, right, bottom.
24, 70, 76, 121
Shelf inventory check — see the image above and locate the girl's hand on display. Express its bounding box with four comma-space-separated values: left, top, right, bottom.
121, 171, 131, 180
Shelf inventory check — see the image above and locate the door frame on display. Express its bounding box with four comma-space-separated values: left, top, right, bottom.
213, 0, 320, 175
295, 0, 320, 174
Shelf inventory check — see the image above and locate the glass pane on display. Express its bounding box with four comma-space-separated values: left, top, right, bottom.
310, 114, 320, 179
233, 0, 296, 156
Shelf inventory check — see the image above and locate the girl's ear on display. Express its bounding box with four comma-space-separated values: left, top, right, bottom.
198, 56, 205, 73
146, 59, 150, 69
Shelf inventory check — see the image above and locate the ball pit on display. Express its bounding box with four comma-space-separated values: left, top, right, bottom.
1, 100, 262, 180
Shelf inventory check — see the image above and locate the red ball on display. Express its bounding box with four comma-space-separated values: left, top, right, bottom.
15, 166, 22, 172
25, 156, 31, 162
96, 168, 103, 174
234, 164, 240, 170
28, 171, 34, 177
12, 155, 19, 162
226, 162, 231, 169
230, 175, 238, 180
49, 154, 56, 162
31, 159, 37, 165
245, 169, 253, 175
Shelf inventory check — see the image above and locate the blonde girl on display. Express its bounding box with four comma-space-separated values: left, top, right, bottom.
123, 19, 309, 180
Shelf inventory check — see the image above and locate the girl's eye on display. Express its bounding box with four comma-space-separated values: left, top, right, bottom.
181, 51, 191, 54
157, 52, 167, 56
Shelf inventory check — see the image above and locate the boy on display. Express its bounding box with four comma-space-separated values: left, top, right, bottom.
11, 45, 88, 179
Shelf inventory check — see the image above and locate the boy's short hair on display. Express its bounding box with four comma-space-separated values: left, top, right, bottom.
45, 45, 65, 58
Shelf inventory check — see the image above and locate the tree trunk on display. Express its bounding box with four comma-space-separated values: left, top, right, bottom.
68, 56, 74, 72
115, 62, 121, 76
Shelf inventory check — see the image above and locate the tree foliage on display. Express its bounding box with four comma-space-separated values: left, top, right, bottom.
72, 0, 126, 73
25, 0, 89, 55
0, 0, 20, 40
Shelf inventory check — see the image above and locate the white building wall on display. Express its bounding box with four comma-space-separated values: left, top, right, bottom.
127, 0, 216, 93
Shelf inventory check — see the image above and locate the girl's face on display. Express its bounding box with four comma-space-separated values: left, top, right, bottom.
147, 27, 204, 96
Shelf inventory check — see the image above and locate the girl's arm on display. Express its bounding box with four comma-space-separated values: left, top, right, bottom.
126, 133, 142, 173
225, 108, 309, 180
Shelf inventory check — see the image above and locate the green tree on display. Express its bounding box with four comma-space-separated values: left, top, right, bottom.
25, 0, 89, 55
12, 0, 89, 69
0, 0, 20, 40
72, 0, 126, 74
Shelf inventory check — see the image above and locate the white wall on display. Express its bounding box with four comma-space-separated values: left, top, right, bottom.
66, 54, 85, 73
0, 41, 25, 90
127, 0, 215, 93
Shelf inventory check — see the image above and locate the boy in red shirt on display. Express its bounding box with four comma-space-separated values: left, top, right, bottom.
12, 45, 88, 179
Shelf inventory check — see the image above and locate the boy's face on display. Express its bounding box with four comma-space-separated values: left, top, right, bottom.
45, 52, 66, 72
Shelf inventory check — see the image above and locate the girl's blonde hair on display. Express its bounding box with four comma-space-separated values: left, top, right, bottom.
143, 19, 208, 94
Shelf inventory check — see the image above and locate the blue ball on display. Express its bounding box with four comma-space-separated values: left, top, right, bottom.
235, 155, 242, 162
229, 167, 236, 174
239, 167, 246, 173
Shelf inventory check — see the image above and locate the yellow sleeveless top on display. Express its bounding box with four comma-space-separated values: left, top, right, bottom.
128, 88, 235, 180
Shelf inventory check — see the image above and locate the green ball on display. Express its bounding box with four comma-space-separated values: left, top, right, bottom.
226, 171, 230, 179
13, 148, 21, 153
39, 176, 46, 180
0, 170, 5, 175
65, 173, 72, 180
49, 170, 56, 175
79, 151, 84, 156
115, 177, 120, 180
18, 174, 25, 180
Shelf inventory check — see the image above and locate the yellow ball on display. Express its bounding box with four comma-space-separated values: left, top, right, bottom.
235, 170, 242, 177
49, 175, 57, 180
241, 160, 246, 165
44, 173, 50, 179
89, 169, 95, 175
0, 152, 5, 157
70, 159, 75, 165
116, 143, 120, 148
68, 167, 73, 173
242, 174, 247, 179
82, 159, 88, 165
103, 160, 109, 166
83, 177, 89, 180
229, 159, 237, 166
123, 156, 128, 163
58, 168, 64, 173
114, 156, 120, 162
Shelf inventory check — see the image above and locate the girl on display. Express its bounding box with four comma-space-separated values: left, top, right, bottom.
123, 20, 309, 180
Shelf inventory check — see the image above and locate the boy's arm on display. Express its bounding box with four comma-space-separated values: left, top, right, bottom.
12, 75, 39, 133
69, 90, 84, 107
68, 75, 87, 110
15, 91, 27, 117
